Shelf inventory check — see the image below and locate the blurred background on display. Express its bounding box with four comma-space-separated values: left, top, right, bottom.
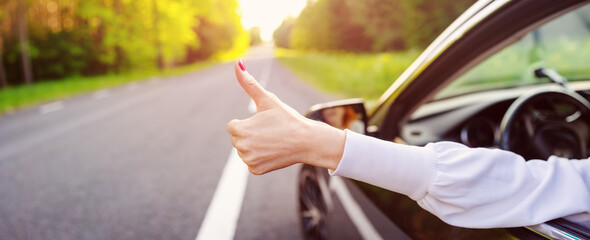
0, 0, 475, 239
0, 0, 475, 112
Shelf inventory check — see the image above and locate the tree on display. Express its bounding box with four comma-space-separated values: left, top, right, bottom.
17, 0, 33, 84
285, 0, 474, 52
289, 0, 333, 50
289, 0, 372, 51
0, 0, 248, 86
273, 17, 295, 48
153, 0, 164, 70
0, 37, 7, 88
249, 27, 262, 46
184, 0, 248, 62
0, 7, 7, 88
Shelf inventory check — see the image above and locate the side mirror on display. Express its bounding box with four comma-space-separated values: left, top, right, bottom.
306, 98, 367, 134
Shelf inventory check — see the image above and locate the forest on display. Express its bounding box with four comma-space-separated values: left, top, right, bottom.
274, 0, 475, 52
0, 0, 249, 87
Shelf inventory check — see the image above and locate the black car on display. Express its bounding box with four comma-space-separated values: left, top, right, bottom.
298, 0, 590, 239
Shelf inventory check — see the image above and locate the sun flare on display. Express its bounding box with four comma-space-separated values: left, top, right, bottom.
238, 0, 307, 41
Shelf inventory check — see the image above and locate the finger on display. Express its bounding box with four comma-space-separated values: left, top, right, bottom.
234, 59, 273, 108
236, 148, 246, 161
226, 119, 242, 136
248, 166, 264, 175
230, 136, 239, 148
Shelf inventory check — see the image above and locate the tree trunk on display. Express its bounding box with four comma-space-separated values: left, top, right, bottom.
17, 0, 33, 85
0, 38, 8, 88
153, 0, 163, 70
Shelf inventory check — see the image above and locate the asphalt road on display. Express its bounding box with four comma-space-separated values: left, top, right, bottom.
0, 44, 331, 240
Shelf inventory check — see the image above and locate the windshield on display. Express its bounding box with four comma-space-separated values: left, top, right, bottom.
435, 4, 590, 100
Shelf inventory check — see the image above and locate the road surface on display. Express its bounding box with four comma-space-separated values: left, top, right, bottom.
0, 45, 332, 239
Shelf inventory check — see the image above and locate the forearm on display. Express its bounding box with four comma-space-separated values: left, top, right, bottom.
331, 130, 590, 228
330, 130, 437, 199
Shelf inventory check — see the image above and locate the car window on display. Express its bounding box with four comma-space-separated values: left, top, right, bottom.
435, 4, 590, 100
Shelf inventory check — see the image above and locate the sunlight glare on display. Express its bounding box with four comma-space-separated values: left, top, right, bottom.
238, 0, 307, 42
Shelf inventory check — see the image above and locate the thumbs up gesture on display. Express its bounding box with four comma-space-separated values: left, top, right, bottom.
227, 60, 345, 175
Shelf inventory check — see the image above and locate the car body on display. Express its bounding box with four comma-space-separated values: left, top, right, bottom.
298, 0, 590, 239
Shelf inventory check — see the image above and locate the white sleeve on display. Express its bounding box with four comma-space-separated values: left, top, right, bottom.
330, 130, 590, 228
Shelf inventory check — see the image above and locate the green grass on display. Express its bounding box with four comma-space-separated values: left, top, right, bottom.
275, 48, 420, 102
0, 60, 217, 115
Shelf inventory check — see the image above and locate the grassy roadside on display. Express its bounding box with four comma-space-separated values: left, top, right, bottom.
0, 60, 218, 115
275, 48, 419, 102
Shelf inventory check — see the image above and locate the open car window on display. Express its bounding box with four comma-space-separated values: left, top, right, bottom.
396, 3, 590, 239
434, 4, 590, 101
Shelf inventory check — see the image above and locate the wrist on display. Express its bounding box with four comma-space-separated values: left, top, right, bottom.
303, 120, 346, 171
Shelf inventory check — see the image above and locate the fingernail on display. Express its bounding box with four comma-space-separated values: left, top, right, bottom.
239, 59, 246, 71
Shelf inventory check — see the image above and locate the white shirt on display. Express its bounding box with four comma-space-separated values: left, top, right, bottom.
331, 130, 590, 229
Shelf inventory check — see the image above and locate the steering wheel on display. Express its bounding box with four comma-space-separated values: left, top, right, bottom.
499, 86, 590, 160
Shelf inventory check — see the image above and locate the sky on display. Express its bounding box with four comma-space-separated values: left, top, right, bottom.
237, 0, 307, 41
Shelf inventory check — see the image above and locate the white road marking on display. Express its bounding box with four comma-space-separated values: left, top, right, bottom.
39, 101, 64, 114
197, 60, 274, 239
195, 148, 249, 240
93, 89, 110, 99
247, 100, 257, 113
258, 60, 272, 84
331, 176, 383, 240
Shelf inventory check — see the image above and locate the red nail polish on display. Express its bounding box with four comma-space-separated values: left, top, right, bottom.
239, 59, 246, 71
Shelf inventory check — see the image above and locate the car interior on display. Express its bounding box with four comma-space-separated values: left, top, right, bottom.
402, 4, 590, 161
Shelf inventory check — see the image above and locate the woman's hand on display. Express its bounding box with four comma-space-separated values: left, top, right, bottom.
226, 60, 345, 175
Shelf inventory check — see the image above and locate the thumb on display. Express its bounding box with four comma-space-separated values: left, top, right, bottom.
234, 59, 277, 110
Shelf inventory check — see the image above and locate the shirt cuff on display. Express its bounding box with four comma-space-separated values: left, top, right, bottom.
329, 129, 438, 200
